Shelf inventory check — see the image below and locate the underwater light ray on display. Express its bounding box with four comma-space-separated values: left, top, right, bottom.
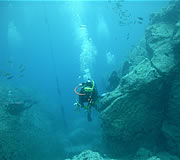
69, 1, 97, 81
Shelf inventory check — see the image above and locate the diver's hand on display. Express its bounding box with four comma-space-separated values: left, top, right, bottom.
74, 102, 81, 111
75, 105, 81, 111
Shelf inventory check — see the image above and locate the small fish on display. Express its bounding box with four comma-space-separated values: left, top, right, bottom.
7, 60, 13, 64
138, 21, 143, 24
137, 17, 144, 21
116, 2, 122, 8
3, 72, 11, 77
19, 64, 25, 69
7, 75, 14, 80
119, 20, 125, 24
19, 68, 25, 73
19, 65, 26, 73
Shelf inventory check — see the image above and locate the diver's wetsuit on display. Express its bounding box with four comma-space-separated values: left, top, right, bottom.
79, 81, 98, 121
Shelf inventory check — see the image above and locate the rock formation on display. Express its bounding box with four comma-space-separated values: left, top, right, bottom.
100, 0, 180, 157
65, 149, 180, 160
0, 86, 65, 160
65, 150, 104, 160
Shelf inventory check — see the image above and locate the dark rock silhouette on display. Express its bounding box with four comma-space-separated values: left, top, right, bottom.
107, 71, 120, 91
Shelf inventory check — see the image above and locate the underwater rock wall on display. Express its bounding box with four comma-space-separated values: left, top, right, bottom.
65, 149, 180, 160
162, 71, 180, 155
0, 86, 64, 160
100, 0, 180, 157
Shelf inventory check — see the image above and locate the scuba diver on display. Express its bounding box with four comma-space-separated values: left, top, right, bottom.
74, 79, 99, 121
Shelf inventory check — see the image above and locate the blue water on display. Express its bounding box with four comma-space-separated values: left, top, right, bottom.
1, 0, 169, 159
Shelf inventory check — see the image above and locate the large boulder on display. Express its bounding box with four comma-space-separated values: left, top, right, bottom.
100, 59, 165, 155
100, 0, 180, 157
0, 85, 65, 160
65, 150, 104, 160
